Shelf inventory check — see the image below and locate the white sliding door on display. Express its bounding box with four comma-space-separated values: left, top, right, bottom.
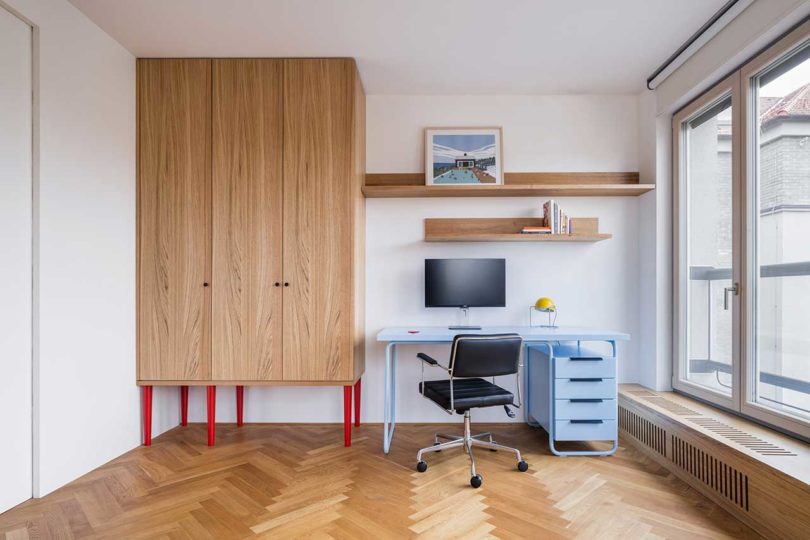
0, 4, 33, 513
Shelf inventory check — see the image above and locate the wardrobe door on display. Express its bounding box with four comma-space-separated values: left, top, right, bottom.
138, 59, 211, 381
282, 59, 354, 381
212, 59, 284, 380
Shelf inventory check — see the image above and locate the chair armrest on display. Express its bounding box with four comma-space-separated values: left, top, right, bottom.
417, 352, 451, 372
417, 352, 439, 365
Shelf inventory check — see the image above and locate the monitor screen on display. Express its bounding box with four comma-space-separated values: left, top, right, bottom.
425, 258, 506, 308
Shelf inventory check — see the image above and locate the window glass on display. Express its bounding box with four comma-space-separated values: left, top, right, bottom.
752, 45, 810, 419
684, 97, 734, 396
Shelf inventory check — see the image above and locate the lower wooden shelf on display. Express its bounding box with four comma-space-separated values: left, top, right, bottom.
424, 218, 611, 242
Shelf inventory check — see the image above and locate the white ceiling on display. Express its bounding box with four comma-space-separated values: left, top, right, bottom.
69, 0, 726, 95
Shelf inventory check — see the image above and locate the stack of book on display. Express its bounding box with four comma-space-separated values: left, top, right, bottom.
542, 199, 570, 234
520, 225, 551, 234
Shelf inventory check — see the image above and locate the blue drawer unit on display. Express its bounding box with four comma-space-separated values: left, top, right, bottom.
526, 343, 618, 456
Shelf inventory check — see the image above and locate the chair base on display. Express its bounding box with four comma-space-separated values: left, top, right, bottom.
415, 410, 528, 487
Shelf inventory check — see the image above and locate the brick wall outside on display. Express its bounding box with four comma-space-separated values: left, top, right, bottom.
760, 130, 810, 210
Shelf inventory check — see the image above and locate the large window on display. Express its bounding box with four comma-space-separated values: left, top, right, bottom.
674, 20, 810, 438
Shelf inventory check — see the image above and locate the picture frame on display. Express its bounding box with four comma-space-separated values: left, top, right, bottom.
425, 127, 503, 185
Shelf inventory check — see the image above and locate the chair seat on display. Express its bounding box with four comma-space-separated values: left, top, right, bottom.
419, 378, 514, 412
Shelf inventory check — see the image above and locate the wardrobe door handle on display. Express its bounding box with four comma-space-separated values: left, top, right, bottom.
203, 282, 209, 287
274, 282, 280, 287
283, 282, 289, 287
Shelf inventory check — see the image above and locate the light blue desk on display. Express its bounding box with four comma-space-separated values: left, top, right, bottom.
376, 326, 630, 456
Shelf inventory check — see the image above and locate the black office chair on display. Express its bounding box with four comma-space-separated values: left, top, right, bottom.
415, 333, 528, 488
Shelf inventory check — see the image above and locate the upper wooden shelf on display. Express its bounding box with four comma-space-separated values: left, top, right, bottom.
363, 172, 655, 198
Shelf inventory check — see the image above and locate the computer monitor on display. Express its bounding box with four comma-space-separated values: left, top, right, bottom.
425, 258, 506, 309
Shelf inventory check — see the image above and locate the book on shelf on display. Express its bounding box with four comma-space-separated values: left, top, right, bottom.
520, 225, 551, 234
542, 199, 571, 234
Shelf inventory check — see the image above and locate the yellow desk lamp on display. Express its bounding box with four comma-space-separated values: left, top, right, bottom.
530, 297, 557, 328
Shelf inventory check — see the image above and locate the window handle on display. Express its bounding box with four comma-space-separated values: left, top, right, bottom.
724, 282, 739, 310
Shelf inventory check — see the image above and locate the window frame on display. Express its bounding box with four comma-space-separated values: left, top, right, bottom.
739, 20, 810, 439
673, 18, 810, 439
672, 72, 742, 412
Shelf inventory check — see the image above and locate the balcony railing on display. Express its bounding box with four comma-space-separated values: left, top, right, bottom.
689, 261, 810, 411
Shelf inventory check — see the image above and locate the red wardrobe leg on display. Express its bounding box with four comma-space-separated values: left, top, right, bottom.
180, 386, 189, 426
236, 386, 244, 427
353, 378, 361, 427
142, 386, 153, 446
343, 386, 352, 447
207, 385, 216, 446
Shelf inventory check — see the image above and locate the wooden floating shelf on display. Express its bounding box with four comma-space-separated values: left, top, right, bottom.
424, 218, 612, 243
364, 172, 655, 198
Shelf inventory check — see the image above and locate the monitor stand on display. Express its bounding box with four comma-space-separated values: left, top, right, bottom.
448, 307, 482, 330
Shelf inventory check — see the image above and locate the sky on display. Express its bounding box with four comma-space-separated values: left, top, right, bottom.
760, 57, 810, 97
433, 134, 495, 152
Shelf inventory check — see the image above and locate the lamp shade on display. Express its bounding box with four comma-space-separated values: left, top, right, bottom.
534, 297, 556, 312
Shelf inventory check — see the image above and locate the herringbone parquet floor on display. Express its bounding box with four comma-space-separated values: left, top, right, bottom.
0, 423, 761, 539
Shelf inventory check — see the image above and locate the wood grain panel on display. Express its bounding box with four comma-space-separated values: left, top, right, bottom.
619, 384, 810, 540
362, 183, 655, 198
137, 59, 211, 381
365, 171, 640, 186
211, 59, 284, 381
351, 70, 366, 381
504, 171, 639, 185
282, 59, 355, 381
424, 218, 611, 242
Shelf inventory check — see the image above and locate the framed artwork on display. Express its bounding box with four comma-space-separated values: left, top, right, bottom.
425, 127, 503, 185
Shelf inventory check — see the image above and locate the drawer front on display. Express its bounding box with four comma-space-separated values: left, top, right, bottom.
555, 356, 616, 379
555, 398, 616, 420
554, 419, 617, 442
554, 377, 616, 399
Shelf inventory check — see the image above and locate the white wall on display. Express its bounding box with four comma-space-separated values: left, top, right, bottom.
0, 3, 33, 513
186, 94, 642, 424
4, 0, 144, 497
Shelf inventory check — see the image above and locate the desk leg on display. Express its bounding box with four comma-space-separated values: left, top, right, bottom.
383, 342, 397, 454
523, 344, 539, 427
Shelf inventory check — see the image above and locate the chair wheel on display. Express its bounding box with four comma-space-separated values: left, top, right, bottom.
416, 460, 428, 473
517, 460, 529, 472
470, 474, 483, 488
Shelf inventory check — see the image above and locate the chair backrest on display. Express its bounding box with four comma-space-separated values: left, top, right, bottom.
449, 333, 523, 378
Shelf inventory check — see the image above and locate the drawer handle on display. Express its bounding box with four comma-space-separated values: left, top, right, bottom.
570, 420, 604, 424
569, 357, 603, 362
570, 399, 603, 403
569, 378, 603, 382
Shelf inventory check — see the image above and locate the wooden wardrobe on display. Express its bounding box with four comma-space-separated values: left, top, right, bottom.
136, 58, 365, 445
